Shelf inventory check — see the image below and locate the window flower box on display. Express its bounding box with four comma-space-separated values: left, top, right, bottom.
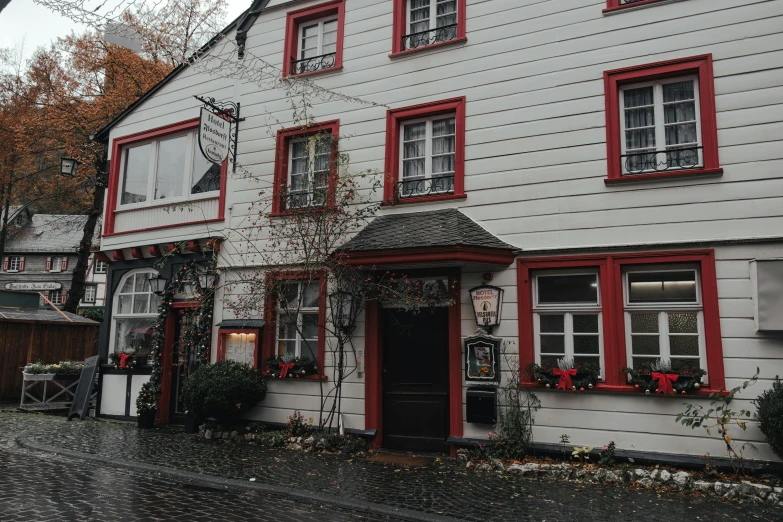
528, 359, 600, 392
264, 356, 319, 379
623, 362, 706, 395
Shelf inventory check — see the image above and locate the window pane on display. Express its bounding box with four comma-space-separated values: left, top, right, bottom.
632, 357, 656, 371
302, 313, 319, 340
624, 107, 655, 129
404, 122, 426, 141
630, 313, 658, 333
432, 117, 455, 136
573, 314, 599, 333
625, 128, 656, 150
403, 158, 425, 179
432, 154, 455, 174
154, 136, 187, 200
540, 335, 565, 354
628, 271, 698, 303
133, 294, 150, 314
574, 336, 599, 354
117, 295, 133, 314
278, 340, 297, 358
664, 102, 696, 125
121, 144, 150, 204
663, 81, 694, 103
665, 123, 698, 146
280, 284, 299, 308
277, 314, 297, 339
624, 86, 654, 108
539, 314, 564, 333
670, 335, 699, 356
631, 335, 660, 355
432, 136, 455, 155
134, 273, 149, 292
404, 140, 425, 159
192, 146, 221, 194
301, 24, 319, 38
537, 274, 598, 304
302, 282, 320, 308
671, 358, 700, 372
574, 356, 599, 369
668, 313, 698, 333
541, 355, 560, 369
114, 318, 155, 353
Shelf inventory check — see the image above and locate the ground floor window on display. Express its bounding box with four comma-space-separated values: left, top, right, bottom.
111, 269, 162, 354
218, 330, 259, 366
83, 285, 97, 304
517, 250, 724, 390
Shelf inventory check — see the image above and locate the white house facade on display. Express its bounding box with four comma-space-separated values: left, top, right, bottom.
93, 0, 783, 462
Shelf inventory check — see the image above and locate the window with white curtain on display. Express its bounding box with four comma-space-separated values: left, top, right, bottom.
400, 115, 456, 197
111, 270, 162, 354
619, 77, 702, 174
623, 267, 707, 377
286, 134, 331, 209
406, 0, 458, 48
295, 16, 338, 74
277, 280, 320, 361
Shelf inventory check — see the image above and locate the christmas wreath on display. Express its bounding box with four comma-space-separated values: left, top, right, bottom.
264, 356, 319, 379
528, 357, 600, 391
622, 359, 706, 395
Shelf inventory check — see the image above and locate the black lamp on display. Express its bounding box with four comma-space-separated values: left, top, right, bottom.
329, 290, 361, 334
198, 270, 217, 290
60, 158, 78, 177
147, 272, 167, 296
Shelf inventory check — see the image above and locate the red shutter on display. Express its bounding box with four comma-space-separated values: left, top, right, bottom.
18, 257, 25, 272
61, 257, 68, 271
44, 290, 50, 300
2, 257, 8, 271
61, 291, 68, 304
46, 257, 52, 271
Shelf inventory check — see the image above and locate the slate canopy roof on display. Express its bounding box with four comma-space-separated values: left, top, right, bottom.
339, 209, 515, 267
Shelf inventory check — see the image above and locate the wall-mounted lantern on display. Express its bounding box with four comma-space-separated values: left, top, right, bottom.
60, 158, 78, 177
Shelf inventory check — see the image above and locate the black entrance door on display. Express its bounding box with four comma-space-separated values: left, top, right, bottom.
382, 308, 450, 452
169, 309, 192, 424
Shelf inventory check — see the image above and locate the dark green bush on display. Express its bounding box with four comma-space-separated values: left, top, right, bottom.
754, 377, 783, 460
181, 361, 267, 427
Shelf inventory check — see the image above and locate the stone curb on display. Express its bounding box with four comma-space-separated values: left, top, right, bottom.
17, 436, 459, 522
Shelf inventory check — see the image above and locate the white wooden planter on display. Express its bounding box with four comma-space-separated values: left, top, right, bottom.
22, 373, 56, 381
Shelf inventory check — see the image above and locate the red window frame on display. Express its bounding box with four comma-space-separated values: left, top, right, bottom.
604, 0, 671, 13
217, 329, 261, 366
517, 249, 725, 394
390, 0, 467, 57
272, 119, 340, 216
283, 0, 346, 78
604, 54, 721, 184
3, 256, 24, 272
383, 97, 466, 205
104, 118, 228, 236
262, 271, 327, 380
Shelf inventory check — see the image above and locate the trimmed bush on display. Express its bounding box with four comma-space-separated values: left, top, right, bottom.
754, 377, 783, 460
181, 361, 267, 427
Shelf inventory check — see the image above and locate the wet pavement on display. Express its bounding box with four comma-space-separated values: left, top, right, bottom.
1, 410, 780, 521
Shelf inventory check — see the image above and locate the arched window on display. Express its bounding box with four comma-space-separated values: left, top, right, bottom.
111, 269, 163, 355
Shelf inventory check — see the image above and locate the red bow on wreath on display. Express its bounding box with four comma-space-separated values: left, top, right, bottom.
279, 362, 295, 379
118, 353, 131, 370
553, 368, 577, 391
652, 372, 679, 395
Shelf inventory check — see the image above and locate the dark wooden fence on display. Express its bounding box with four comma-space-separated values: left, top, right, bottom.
0, 321, 98, 401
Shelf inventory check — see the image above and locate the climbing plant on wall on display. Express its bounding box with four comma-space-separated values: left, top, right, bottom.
136, 259, 216, 417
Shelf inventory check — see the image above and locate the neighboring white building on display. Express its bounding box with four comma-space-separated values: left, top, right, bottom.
93, 0, 783, 462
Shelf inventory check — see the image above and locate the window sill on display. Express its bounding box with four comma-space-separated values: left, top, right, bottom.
389, 37, 467, 59
382, 193, 467, 206
520, 381, 727, 397
604, 167, 723, 185
603, 0, 673, 14
115, 194, 220, 213
287, 65, 343, 79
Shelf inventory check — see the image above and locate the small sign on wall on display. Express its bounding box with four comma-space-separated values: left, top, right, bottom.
468, 284, 504, 329
198, 107, 231, 164
464, 329, 501, 384
5, 282, 62, 291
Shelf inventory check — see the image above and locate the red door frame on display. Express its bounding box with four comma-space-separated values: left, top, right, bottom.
364, 272, 463, 453
156, 301, 199, 425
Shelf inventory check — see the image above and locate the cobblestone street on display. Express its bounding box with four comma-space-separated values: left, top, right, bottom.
0, 411, 780, 521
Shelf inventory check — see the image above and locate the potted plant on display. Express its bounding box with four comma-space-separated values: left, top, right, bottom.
136, 381, 158, 429
183, 411, 202, 434
623, 358, 706, 395
528, 357, 600, 391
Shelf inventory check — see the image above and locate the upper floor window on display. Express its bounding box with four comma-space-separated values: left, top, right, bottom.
3, 256, 24, 272
272, 120, 339, 215
47, 256, 67, 272
392, 0, 466, 55
119, 130, 221, 208
384, 97, 466, 204
94, 260, 108, 274
49, 289, 65, 305
284, 0, 345, 77
604, 55, 721, 183
83, 285, 97, 304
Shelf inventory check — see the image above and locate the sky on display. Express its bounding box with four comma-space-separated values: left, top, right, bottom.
0, 0, 250, 61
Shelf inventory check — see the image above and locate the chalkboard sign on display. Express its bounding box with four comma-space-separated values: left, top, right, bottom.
67, 355, 100, 421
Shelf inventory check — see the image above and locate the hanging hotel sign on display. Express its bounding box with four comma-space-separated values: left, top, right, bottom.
194, 95, 245, 173
5, 282, 62, 291
198, 107, 231, 164
464, 329, 501, 384
469, 284, 504, 329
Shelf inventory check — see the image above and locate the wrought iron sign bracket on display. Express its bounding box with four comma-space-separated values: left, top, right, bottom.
194, 95, 246, 173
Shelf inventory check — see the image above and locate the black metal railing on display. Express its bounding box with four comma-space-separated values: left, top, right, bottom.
280, 188, 328, 211
621, 146, 703, 175
395, 175, 455, 199
621, 0, 648, 4
401, 23, 458, 51
290, 53, 337, 75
